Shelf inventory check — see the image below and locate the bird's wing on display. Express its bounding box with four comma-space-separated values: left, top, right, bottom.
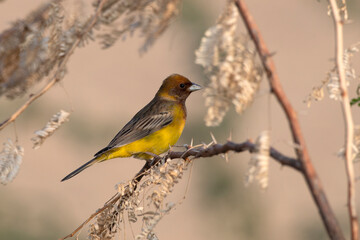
94, 109, 173, 157
110, 111, 173, 146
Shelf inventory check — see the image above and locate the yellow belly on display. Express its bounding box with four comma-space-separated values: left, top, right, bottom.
99, 106, 185, 161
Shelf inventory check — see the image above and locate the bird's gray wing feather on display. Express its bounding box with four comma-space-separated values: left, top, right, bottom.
109, 111, 173, 146
94, 99, 173, 157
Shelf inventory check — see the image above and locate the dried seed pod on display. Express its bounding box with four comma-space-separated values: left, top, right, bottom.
31, 110, 70, 149
245, 131, 270, 189
195, 0, 263, 126
0, 139, 24, 185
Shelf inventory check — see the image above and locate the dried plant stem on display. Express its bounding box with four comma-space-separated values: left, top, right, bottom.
0, 80, 57, 131
233, 0, 344, 239
0, 0, 108, 132
328, 0, 358, 239
60, 192, 121, 240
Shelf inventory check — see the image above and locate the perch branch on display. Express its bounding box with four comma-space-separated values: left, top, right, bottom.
167, 140, 301, 170
61, 139, 300, 239
328, 0, 358, 239
233, 0, 344, 239
0, 0, 108, 132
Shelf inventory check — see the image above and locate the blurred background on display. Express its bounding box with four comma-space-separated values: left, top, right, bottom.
0, 0, 360, 239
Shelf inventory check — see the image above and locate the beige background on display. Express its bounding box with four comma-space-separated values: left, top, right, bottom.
0, 0, 360, 239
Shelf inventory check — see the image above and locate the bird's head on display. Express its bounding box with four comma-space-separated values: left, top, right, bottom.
156, 74, 201, 102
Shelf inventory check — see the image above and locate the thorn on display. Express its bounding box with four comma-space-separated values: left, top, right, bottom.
227, 131, 232, 142
144, 152, 161, 159
210, 132, 217, 144
205, 141, 214, 148
265, 51, 276, 58
343, 19, 354, 25
224, 152, 229, 163
286, 141, 302, 150
180, 148, 193, 159
191, 144, 204, 149
190, 138, 193, 147
168, 144, 174, 152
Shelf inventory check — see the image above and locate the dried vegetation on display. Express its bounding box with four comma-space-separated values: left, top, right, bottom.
195, 1, 263, 126
305, 42, 359, 106
87, 158, 188, 240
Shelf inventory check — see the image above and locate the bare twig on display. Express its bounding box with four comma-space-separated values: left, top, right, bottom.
0, 79, 57, 131
328, 0, 358, 239
61, 139, 300, 239
0, 0, 108, 132
233, 0, 344, 239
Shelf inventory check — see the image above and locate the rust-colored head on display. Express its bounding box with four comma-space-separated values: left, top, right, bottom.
156, 74, 201, 102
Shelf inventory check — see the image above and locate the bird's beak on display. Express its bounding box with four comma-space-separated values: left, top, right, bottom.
188, 83, 202, 92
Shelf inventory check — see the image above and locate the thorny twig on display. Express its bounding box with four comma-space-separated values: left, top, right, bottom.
328, 0, 358, 239
61, 139, 299, 239
0, 0, 108, 131
167, 140, 301, 170
233, 0, 344, 239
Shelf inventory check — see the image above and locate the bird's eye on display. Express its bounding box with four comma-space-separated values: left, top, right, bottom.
179, 83, 185, 88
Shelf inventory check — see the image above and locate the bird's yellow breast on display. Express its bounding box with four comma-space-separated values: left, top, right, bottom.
103, 104, 186, 161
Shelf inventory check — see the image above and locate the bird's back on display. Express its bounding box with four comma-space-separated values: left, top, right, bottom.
94, 97, 186, 160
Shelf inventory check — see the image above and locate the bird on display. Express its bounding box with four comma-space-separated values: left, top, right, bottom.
61, 74, 201, 181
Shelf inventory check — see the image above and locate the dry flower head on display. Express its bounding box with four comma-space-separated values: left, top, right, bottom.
195, 0, 263, 126
0, 1, 89, 99
96, 0, 182, 53
327, 0, 348, 21
31, 110, 70, 149
0, 139, 24, 185
338, 125, 360, 162
245, 131, 270, 189
305, 42, 359, 107
89, 158, 188, 239
354, 125, 360, 162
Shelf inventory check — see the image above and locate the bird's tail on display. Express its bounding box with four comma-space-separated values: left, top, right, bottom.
61, 158, 98, 182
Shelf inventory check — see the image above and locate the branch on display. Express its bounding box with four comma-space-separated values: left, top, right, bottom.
61, 139, 300, 239
167, 140, 301, 171
328, 0, 358, 239
0, 0, 108, 132
233, 0, 345, 239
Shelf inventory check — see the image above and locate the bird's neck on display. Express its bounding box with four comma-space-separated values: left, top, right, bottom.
156, 91, 176, 101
